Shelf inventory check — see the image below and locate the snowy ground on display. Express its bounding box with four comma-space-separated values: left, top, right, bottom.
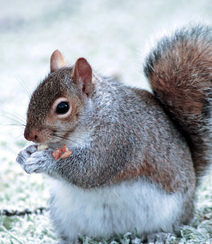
1, 0, 212, 243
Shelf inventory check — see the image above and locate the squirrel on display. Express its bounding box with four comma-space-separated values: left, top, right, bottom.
16, 24, 212, 243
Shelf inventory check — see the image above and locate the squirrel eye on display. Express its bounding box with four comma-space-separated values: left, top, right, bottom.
56, 102, 69, 114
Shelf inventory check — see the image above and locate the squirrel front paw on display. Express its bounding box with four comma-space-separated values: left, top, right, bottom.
24, 149, 55, 174
16, 145, 37, 167
16, 145, 54, 174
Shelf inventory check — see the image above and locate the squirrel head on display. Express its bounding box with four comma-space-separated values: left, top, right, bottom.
24, 50, 95, 144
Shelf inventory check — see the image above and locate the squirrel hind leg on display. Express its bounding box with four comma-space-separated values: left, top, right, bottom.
141, 232, 171, 243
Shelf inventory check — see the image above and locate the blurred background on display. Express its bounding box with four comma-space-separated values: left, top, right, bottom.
1, 0, 212, 243
2, 0, 212, 113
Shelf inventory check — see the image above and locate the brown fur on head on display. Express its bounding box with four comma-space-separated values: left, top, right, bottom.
24, 50, 94, 144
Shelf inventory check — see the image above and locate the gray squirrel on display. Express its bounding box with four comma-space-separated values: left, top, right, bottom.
16, 24, 212, 243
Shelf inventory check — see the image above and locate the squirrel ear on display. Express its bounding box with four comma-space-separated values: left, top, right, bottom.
50, 50, 68, 72
72, 58, 94, 96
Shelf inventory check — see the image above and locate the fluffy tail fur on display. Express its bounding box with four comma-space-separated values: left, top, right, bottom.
144, 25, 212, 182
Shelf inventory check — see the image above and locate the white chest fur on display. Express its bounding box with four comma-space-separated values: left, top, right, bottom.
49, 179, 183, 242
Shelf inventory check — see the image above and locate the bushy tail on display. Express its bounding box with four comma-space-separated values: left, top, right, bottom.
144, 24, 212, 182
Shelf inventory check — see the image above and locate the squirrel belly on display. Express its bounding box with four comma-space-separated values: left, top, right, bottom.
49, 178, 183, 242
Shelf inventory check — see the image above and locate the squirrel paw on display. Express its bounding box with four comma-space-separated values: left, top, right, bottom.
16, 145, 54, 174
24, 149, 54, 174
16, 145, 37, 167
143, 232, 169, 243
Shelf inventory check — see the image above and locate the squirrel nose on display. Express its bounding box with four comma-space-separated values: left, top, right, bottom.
24, 128, 38, 142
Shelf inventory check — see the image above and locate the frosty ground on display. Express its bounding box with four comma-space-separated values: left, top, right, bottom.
1, 0, 212, 243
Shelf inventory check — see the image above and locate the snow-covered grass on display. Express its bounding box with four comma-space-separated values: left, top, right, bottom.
1, 0, 212, 243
